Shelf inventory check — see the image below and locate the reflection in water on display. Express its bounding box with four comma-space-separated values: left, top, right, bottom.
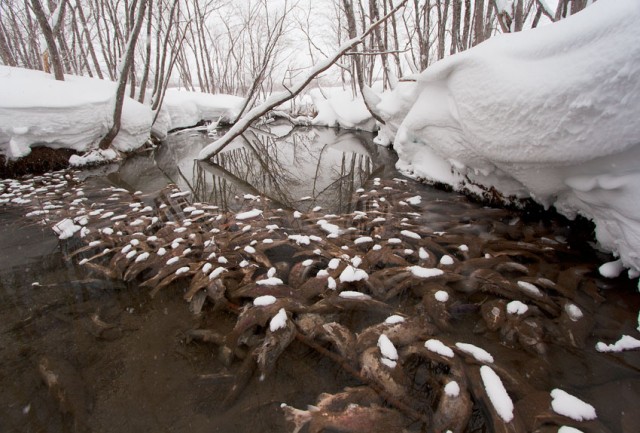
114, 123, 395, 214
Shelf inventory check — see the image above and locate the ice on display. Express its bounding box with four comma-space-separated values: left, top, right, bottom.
480, 366, 514, 423
550, 389, 597, 421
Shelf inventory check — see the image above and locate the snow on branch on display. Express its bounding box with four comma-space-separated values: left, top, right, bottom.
197, 0, 408, 161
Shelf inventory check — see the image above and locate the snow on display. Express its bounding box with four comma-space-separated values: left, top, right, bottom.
0, 66, 150, 159
564, 303, 584, 321
377, 334, 398, 361
254, 295, 277, 306
374, 0, 640, 275
0, 66, 245, 162
517, 281, 543, 297
338, 291, 371, 300
235, 209, 263, 220
444, 381, 460, 398
257, 277, 284, 286
434, 290, 449, 302
155, 89, 243, 133
455, 342, 494, 363
354, 236, 373, 245
408, 266, 444, 278
480, 366, 514, 423
309, 88, 377, 132
269, 308, 288, 332
424, 339, 454, 358
558, 427, 584, 433
52, 218, 81, 240
595, 335, 640, 353
439, 255, 454, 266
339, 266, 369, 283
400, 229, 421, 240
599, 259, 624, 278
550, 388, 597, 421
506, 300, 529, 315
384, 315, 405, 324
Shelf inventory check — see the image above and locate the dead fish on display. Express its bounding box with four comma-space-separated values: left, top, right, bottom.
313, 386, 381, 412
226, 299, 306, 349
255, 314, 296, 379
308, 294, 392, 315
38, 356, 90, 432
360, 347, 408, 401
282, 403, 407, 433
479, 299, 508, 332
432, 379, 473, 433
356, 316, 437, 354
320, 322, 358, 364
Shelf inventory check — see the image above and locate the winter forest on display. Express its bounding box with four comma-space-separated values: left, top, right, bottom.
1, 1, 640, 432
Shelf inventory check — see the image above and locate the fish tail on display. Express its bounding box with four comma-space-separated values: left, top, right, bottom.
281, 404, 312, 433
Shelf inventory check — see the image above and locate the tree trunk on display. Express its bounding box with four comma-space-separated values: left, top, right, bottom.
29, 0, 64, 80
342, 0, 385, 124
98, 0, 148, 150
0, 23, 17, 66
450, 0, 461, 54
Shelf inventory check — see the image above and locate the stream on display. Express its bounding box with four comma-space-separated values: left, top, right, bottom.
0, 124, 639, 433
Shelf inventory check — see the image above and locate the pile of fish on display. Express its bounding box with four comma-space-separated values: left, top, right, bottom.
6, 170, 633, 432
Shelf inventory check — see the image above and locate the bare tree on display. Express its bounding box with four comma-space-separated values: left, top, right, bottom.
29, 0, 64, 80
198, 0, 408, 161
98, 0, 148, 150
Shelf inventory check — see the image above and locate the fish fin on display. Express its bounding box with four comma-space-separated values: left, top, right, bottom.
282, 405, 312, 433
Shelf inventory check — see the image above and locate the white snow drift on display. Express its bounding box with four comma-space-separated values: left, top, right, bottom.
375, 0, 640, 273
0, 65, 243, 161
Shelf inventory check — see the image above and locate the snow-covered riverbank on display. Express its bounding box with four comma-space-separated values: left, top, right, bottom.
374, 0, 640, 276
0, 65, 243, 161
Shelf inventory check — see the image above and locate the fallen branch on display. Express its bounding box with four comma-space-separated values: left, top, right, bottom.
197, 0, 408, 161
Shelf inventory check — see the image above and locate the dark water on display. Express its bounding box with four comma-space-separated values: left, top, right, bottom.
0, 125, 639, 433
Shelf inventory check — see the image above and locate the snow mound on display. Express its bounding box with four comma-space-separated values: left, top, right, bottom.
550, 388, 597, 421
310, 88, 377, 132
0, 66, 151, 160
376, 0, 640, 274
156, 89, 244, 133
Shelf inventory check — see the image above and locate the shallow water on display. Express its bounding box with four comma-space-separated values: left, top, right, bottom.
0, 126, 639, 433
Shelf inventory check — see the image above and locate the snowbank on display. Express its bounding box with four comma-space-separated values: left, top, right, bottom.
0, 66, 151, 159
153, 89, 244, 135
0, 66, 246, 162
310, 88, 377, 132
376, 0, 640, 273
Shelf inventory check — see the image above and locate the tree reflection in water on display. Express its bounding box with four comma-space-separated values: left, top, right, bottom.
192, 124, 379, 214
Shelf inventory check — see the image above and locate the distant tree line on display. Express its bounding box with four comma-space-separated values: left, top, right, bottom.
0, 0, 593, 148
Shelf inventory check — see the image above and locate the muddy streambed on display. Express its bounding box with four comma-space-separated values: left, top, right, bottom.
0, 125, 639, 433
